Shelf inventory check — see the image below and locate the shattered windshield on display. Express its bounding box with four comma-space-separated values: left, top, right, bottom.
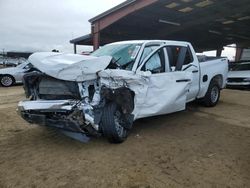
91, 43, 142, 69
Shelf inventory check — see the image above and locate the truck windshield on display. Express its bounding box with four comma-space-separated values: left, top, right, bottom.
91, 43, 142, 69
233, 63, 250, 71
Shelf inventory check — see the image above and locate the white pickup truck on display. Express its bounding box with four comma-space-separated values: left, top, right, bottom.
18, 40, 228, 143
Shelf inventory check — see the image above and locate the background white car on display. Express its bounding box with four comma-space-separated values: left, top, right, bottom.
0, 62, 31, 87
227, 62, 250, 89
0, 58, 27, 67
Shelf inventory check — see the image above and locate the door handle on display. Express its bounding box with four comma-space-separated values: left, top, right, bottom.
176, 79, 191, 83
192, 70, 199, 73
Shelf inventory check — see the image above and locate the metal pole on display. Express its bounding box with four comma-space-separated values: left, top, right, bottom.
74, 44, 77, 54
216, 48, 223, 57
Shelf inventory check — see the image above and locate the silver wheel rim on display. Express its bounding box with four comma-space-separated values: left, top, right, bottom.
1, 76, 13, 86
114, 111, 125, 137
211, 86, 219, 103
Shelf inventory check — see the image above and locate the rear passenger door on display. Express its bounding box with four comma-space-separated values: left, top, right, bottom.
135, 46, 192, 119
166, 45, 199, 102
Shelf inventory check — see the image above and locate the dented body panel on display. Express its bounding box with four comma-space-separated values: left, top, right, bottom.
98, 69, 192, 119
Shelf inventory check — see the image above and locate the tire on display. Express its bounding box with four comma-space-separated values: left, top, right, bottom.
203, 80, 220, 107
0, 75, 15, 87
101, 103, 129, 143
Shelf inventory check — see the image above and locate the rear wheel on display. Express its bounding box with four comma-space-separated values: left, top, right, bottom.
0, 75, 15, 87
203, 80, 220, 107
101, 103, 129, 143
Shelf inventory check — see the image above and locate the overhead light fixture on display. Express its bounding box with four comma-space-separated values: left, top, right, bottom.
195, 0, 214, 7
231, 13, 242, 18
226, 45, 236, 48
165, 3, 180, 9
215, 18, 226, 22
159, 19, 181, 26
222, 20, 235, 24
181, 0, 193, 2
209, 30, 222, 35
228, 34, 250, 40
238, 16, 250, 21
178, 7, 193, 13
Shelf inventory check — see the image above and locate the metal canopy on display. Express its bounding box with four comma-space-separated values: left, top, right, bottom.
71, 0, 250, 52
70, 34, 92, 45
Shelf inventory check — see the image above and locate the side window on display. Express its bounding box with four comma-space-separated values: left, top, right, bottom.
142, 49, 165, 74
166, 46, 193, 71
166, 46, 179, 67
183, 47, 194, 65
139, 45, 159, 64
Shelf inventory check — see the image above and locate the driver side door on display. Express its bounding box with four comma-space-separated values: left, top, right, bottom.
135, 45, 192, 119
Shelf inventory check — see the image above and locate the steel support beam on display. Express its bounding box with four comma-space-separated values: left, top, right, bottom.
92, 22, 100, 50
73, 44, 77, 54
216, 48, 223, 57
235, 46, 243, 61
91, 0, 158, 49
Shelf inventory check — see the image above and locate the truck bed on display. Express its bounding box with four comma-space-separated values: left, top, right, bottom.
197, 57, 228, 98
197, 55, 227, 63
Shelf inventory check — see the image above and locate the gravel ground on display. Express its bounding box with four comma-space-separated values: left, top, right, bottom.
0, 86, 249, 188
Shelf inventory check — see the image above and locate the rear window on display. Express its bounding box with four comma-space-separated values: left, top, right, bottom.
166, 46, 193, 67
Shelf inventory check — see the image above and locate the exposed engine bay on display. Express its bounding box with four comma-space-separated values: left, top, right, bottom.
19, 67, 136, 142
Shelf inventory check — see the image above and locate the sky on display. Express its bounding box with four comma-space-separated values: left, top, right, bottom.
0, 0, 235, 60
0, 0, 125, 53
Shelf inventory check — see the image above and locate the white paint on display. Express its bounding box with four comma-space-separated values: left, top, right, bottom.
20, 40, 229, 129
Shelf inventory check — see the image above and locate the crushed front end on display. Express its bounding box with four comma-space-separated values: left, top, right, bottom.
18, 70, 135, 143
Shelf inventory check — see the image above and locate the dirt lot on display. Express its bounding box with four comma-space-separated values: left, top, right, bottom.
0, 86, 249, 188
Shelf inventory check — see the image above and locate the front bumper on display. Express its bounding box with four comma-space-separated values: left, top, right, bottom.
20, 110, 93, 143
20, 111, 84, 133
18, 100, 76, 112
18, 100, 90, 132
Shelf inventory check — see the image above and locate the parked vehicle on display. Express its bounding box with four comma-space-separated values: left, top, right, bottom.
0, 62, 32, 87
18, 40, 228, 143
227, 61, 250, 89
0, 58, 27, 67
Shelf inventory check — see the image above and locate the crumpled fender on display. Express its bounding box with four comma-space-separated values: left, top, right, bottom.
93, 86, 135, 129
100, 86, 135, 114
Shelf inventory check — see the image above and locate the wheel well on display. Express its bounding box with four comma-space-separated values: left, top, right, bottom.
0, 74, 16, 83
211, 74, 223, 88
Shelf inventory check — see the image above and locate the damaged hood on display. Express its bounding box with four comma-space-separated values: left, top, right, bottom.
28, 52, 112, 81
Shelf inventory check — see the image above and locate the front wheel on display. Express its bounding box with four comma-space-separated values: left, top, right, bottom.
101, 103, 130, 144
0, 75, 15, 87
203, 81, 220, 107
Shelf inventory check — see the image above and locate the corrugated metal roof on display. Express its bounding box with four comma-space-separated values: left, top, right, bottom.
70, 0, 250, 51
70, 34, 92, 44
89, 0, 136, 23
